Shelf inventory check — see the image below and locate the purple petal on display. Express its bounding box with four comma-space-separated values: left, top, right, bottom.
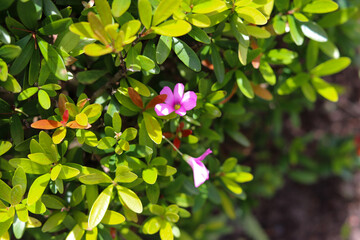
174, 83, 184, 104
194, 148, 212, 162
180, 91, 197, 111
160, 86, 174, 105
187, 157, 210, 188
175, 105, 187, 116
155, 103, 174, 116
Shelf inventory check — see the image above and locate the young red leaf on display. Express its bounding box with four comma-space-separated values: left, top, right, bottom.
31, 120, 62, 129
128, 87, 143, 108
66, 121, 91, 129
145, 94, 167, 110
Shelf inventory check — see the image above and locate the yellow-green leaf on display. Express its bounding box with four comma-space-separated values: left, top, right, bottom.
66, 224, 85, 240
101, 210, 125, 225
79, 173, 112, 185
70, 185, 86, 207
52, 127, 67, 144
116, 185, 143, 213
50, 164, 62, 181
12, 166, 26, 197
236, 6, 267, 25
143, 112, 162, 144
114, 165, 138, 183
69, 22, 98, 39
42, 211, 67, 232
84, 43, 113, 57
28, 153, 54, 165
95, 0, 113, 26
9, 158, 51, 175
310, 57, 351, 77
152, 20, 192, 37
112, 0, 130, 17
142, 167, 158, 184
186, 14, 211, 28
138, 0, 152, 29
311, 77, 338, 102
236, 70, 254, 98
192, 0, 227, 14
10, 185, 23, 205
27, 173, 50, 205
160, 221, 173, 240
152, 0, 180, 26
88, 185, 113, 229
0, 179, 11, 203
15, 204, 28, 223
303, 0, 338, 14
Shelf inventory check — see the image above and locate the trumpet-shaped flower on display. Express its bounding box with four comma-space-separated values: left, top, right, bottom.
184, 149, 212, 188
155, 83, 197, 116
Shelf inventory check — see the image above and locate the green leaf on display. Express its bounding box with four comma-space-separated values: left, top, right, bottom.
10, 185, 23, 205
70, 185, 86, 207
156, 35, 172, 64
116, 185, 143, 213
26, 199, 46, 214
9, 38, 34, 76
97, 137, 117, 150
319, 40, 339, 59
311, 77, 338, 102
76, 70, 107, 85
226, 172, 253, 183
137, 55, 155, 71
222, 157, 238, 172
152, 20, 192, 37
306, 40, 319, 71
235, 6, 267, 25
28, 152, 54, 165
10, 115, 23, 145
300, 21, 327, 42
58, 165, 80, 179
277, 73, 310, 95
0, 179, 11, 203
15, 204, 28, 222
226, 130, 250, 147
288, 15, 304, 46
186, 14, 211, 28
37, 38, 68, 80
128, 77, 151, 97
0, 140, 12, 156
38, 89, 51, 110
95, 0, 113, 26
303, 0, 338, 14
101, 210, 125, 225
43, 0, 62, 17
112, 113, 122, 132
17, 0, 38, 30
221, 176, 243, 194
27, 173, 50, 205
79, 173, 113, 185
143, 217, 161, 234
83, 130, 98, 147
42, 211, 67, 232
42, 194, 66, 209
138, 0, 152, 29
236, 70, 254, 98
9, 158, 51, 174
66, 224, 85, 240
192, 0, 227, 14
112, 0, 131, 17
173, 37, 201, 72
69, 22, 98, 39
0, 74, 21, 93
0, 45, 22, 62
38, 18, 73, 35
146, 183, 160, 204
188, 26, 211, 44
245, 26, 271, 38
142, 167, 158, 184
152, 0, 180, 26
51, 164, 62, 181
114, 165, 138, 183
156, 165, 177, 176
310, 57, 351, 77
267, 48, 298, 65
88, 185, 113, 229
0, 0, 14, 11
238, 43, 248, 66
160, 221, 173, 240
318, 6, 358, 28
301, 82, 317, 102
273, 15, 286, 34
13, 215, 26, 239
0, 59, 8, 82
143, 112, 162, 144
211, 44, 226, 84
259, 60, 276, 85
28, 50, 40, 85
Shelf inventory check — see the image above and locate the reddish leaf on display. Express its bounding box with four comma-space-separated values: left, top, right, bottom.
61, 110, 69, 124
145, 94, 167, 110
181, 129, 192, 138
201, 59, 214, 70
58, 94, 68, 115
128, 87, 143, 108
66, 121, 91, 129
251, 83, 273, 101
77, 98, 89, 109
31, 120, 62, 129
163, 132, 173, 139
177, 122, 185, 132
173, 137, 181, 149
251, 54, 262, 69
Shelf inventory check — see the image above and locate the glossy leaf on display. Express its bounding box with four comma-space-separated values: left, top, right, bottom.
236, 70, 254, 99
173, 37, 201, 72
27, 173, 50, 205
138, 0, 152, 29
42, 211, 67, 232
143, 112, 162, 144
101, 210, 125, 225
310, 57, 351, 77
88, 185, 113, 229
311, 77, 338, 102
116, 185, 143, 213
112, 0, 131, 17
152, 0, 179, 26
303, 0, 338, 14
152, 20, 192, 37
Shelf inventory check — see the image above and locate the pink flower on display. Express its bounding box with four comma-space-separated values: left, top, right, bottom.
185, 149, 212, 188
155, 83, 197, 116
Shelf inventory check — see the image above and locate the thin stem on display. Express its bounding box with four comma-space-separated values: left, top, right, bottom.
162, 135, 183, 156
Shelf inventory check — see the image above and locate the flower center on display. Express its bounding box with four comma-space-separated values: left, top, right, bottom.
174, 104, 181, 110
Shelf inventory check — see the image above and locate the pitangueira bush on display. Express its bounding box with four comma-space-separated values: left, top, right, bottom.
0, 0, 357, 239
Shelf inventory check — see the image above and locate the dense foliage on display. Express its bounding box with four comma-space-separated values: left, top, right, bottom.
0, 0, 359, 239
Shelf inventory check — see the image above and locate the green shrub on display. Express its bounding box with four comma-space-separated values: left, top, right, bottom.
0, 0, 358, 239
